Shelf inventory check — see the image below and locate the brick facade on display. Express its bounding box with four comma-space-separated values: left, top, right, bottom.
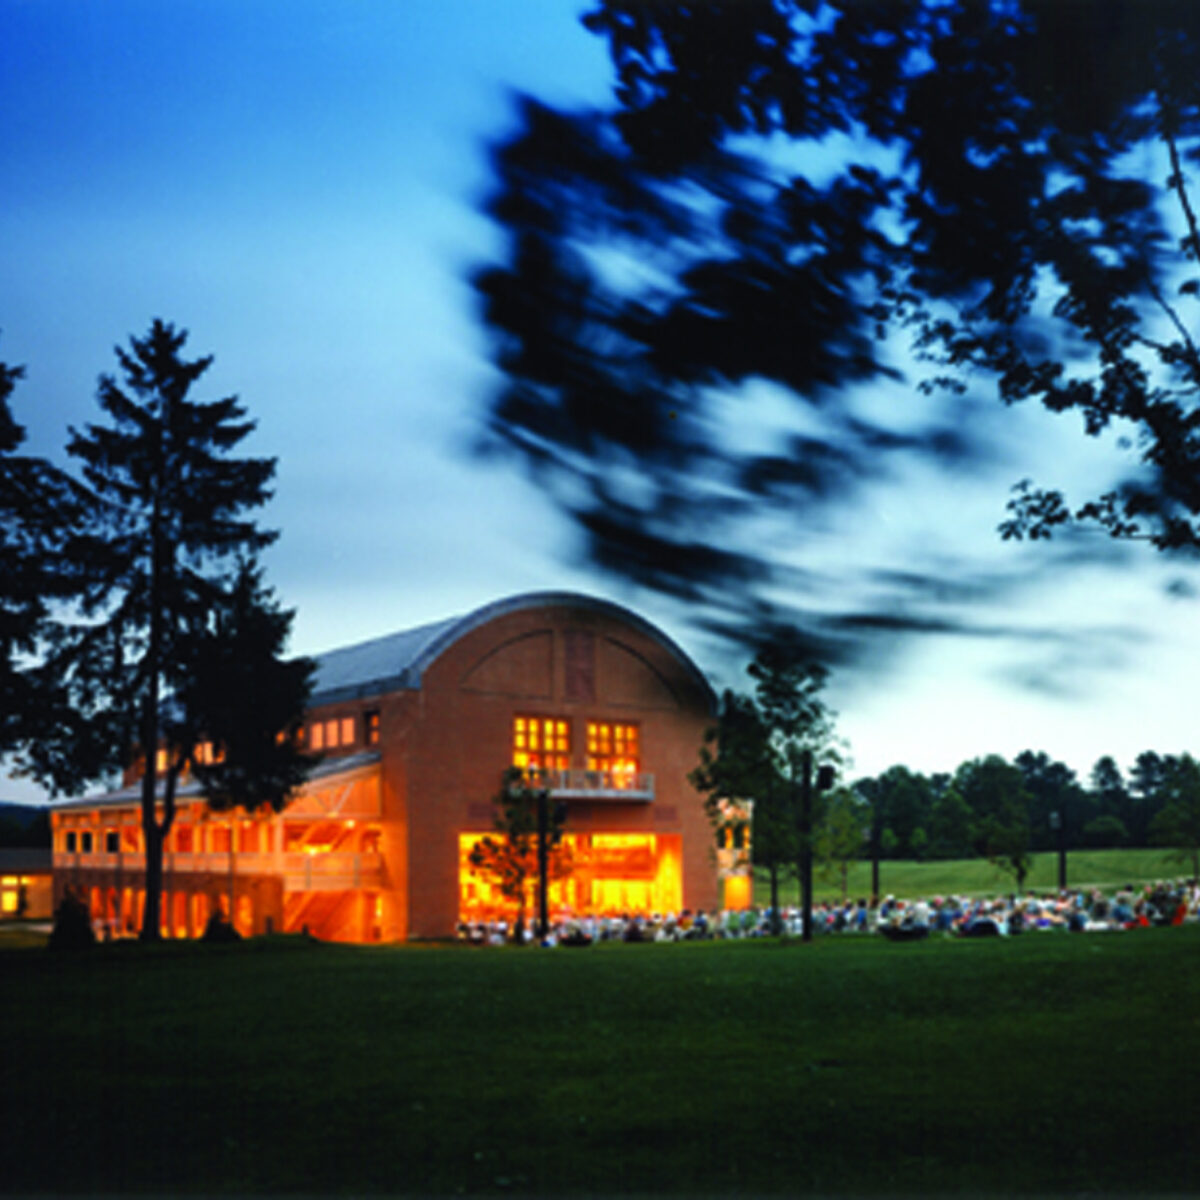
52, 592, 722, 941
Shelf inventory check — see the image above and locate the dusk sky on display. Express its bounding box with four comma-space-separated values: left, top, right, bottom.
3, 1, 1199, 802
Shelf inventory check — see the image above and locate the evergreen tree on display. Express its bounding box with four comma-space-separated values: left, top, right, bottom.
173, 560, 315, 812
47, 320, 290, 940
1090, 756, 1133, 837
1128, 750, 1169, 845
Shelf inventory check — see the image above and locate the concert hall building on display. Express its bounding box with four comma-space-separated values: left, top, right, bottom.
51, 592, 744, 941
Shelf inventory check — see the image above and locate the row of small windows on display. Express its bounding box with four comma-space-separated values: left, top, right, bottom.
306, 709, 380, 752
512, 716, 640, 776
149, 711, 382, 774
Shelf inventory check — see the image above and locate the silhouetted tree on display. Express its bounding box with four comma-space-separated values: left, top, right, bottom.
173, 560, 315, 813
44, 320, 283, 941
0, 348, 109, 787
693, 633, 839, 934
467, 766, 572, 943
691, 688, 792, 918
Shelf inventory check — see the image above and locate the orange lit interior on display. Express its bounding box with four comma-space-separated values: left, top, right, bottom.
512, 716, 570, 772
586, 721, 639, 784
458, 831, 682, 924
723, 873, 753, 910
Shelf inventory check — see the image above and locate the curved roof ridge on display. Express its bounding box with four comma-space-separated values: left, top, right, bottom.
309, 591, 714, 709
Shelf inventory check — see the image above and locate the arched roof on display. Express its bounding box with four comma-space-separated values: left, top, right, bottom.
309, 591, 715, 710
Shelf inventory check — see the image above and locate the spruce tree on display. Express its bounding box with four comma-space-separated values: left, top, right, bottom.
57, 319, 287, 940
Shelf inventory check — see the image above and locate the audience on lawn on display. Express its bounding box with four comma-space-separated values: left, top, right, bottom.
456, 878, 1200, 946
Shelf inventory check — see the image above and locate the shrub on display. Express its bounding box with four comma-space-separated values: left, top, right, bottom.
201, 910, 242, 943
47, 889, 95, 951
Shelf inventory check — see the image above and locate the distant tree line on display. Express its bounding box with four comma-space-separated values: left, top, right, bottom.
855, 751, 1200, 874
691, 628, 1200, 901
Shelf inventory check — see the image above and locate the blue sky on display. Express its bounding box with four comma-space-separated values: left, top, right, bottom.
3, 0, 1199, 801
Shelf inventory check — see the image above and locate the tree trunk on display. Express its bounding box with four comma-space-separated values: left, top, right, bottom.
139, 691, 162, 941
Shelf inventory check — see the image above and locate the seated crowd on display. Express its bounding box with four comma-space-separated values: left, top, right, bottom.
456, 879, 1200, 946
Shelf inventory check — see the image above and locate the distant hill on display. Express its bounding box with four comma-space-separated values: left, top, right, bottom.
0, 803, 51, 847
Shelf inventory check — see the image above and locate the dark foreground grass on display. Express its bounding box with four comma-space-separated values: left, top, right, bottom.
3, 930, 1199, 1196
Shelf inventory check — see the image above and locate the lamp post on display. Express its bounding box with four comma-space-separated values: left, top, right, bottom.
1050, 809, 1067, 891
800, 752, 837, 943
536, 788, 549, 940
535, 788, 567, 941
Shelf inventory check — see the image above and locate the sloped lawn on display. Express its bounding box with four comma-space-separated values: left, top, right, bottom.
2, 929, 1198, 1194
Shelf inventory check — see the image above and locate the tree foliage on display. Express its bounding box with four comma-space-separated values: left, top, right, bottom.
36, 320, 307, 940
0, 348, 97, 779
174, 560, 316, 813
475, 2, 1200, 648
1149, 752, 1200, 878
467, 766, 573, 942
814, 786, 868, 900
690, 632, 840, 930
954, 756, 1033, 890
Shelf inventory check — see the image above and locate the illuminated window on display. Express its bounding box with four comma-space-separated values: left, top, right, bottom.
310, 723, 325, 751
586, 722, 640, 782
365, 710, 380, 746
194, 741, 217, 765
325, 719, 340, 748
174, 826, 193, 853
340, 716, 355, 746
512, 717, 570, 773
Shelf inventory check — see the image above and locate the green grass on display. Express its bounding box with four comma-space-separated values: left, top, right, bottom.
780, 846, 1188, 906
4, 930, 1200, 1194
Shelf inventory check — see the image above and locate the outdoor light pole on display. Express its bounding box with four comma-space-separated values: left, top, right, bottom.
1050, 809, 1067, 891
536, 787, 549, 940
800, 753, 837, 943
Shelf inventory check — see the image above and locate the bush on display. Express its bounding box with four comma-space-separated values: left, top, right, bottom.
201, 910, 242, 943
1083, 815, 1130, 849
47, 889, 95, 951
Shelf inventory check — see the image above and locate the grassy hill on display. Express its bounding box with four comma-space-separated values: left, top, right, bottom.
771, 846, 1189, 907
2, 930, 1199, 1194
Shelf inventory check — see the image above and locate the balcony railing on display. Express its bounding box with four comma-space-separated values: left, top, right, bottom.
534, 769, 654, 801
53, 850, 384, 892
